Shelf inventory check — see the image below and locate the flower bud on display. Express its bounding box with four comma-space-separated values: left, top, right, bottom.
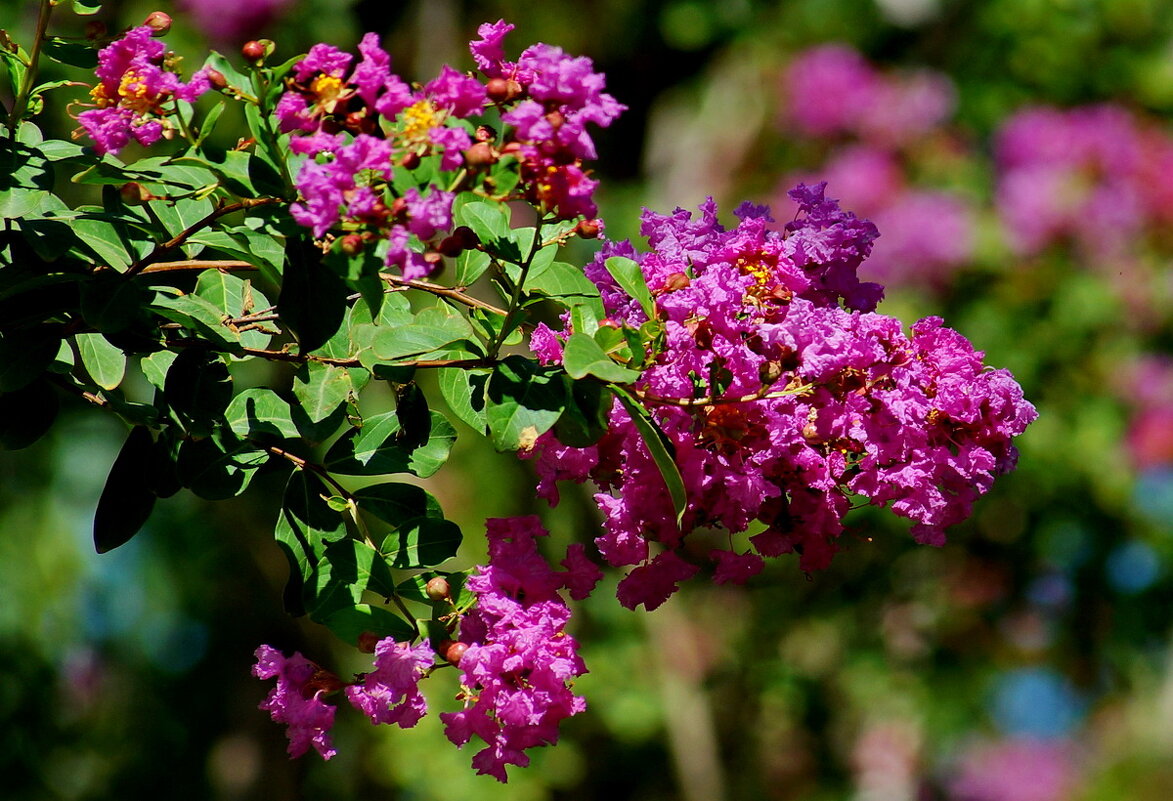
205, 68, 228, 91
462, 141, 497, 169
241, 40, 266, 62
84, 20, 107, 40
758, 360, 783, 385
663, 271, 690, 292
339, 234, 363, 256
575, 218, 603, 239
399, 151, 421, 170
389, 195, 409, 220
143, 11, 171, 36
475, 125, 496, 142
425, 576, 451, 601
441, 640, 469, 666
486, 78, 523, 104
802, 421, 824, 445
357, 631, 380, 654
598, 318, 621, 330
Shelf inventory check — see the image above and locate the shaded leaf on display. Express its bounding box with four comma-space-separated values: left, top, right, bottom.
226, 387, 300, 439
93, 426, 156, 553
320, 604, 417, 647
0, 325, 60, 392
0, 377, 58, 450
292, 361, 355, 424
325, 410, 456, 478
176, 430, 268, 500
437, 367, 490, 433
354, 483, 444, 527
275, 471, 348, 617
382, 518, 462, 569
485, 355, 568, 452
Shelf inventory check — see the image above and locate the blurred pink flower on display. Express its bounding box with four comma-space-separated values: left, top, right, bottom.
178, 0, 296, 42
948, 737, 1078, 801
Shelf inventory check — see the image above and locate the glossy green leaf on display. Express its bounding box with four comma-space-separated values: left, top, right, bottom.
454, 199, 510, 252
41, 37, 98, 69
382, 518, 462, 569
613, 386, 688, 527
436, 367, 490, 433
75, 332, 126, 390
354, 483, 444, 527
93, 426, 156, 553
292, 361, 355, 424
563, 333, 641, 383
485, 356, 568, 452
194, 270, 272, 350
307, 538, 400, 621
455, 248, 491, 285
370, 306, 475, 362
325, 410, 456, 478
320, 604, 417, 647
525, 260, 605, 317
152, 292, 240, 349
605, 256, 655, 319
226, 387, 300, 439
140, 350, 176, 392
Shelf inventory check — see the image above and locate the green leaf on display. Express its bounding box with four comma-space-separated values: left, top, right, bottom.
354, 483, 444, 527
70, 0, 103, 15
484, 355, 568, 452
176, 429, 268, 500
292, 361, 355, 424
70, 214, 141, 270
196, 99, 227, 146
613, 386, 688, 527
79, 273, 148, 334
455, 248, 491, 286
275, 471, 348, 617
279, 245, 349, 352
562, 333, 641, 383
194, 270, 272, 350
320, 604, 417, 647
605, 256, 655, 319
553, 377, 612, 448
93, 426, 156, 553
0, 377, 59, 450
163, 348, 232, 436
307, 538, 398, 621
226, 387, 300, 439
397, 570, 474, 613
436, 367, 490, 433
381, 518, 462, 569
145, 196, 215, 259
0, 325, 60, 392
152, 292, 240, 349
41, 37, 98, 69
525, 260, 605, 318
140, 350, 176, 392
370, 306, 475, 362
325, 410, 456, 478
75, 333, 126, 390
453, 199, 510, 253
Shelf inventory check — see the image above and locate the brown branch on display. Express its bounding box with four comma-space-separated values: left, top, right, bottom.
47, 373, 109, 408
380, 273, 508, 317
137, 260, 258, 275
125, 197, 282, 277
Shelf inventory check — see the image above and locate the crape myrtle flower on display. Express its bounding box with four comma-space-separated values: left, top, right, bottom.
441, 516, 597, 782
76, 24, 211, 155
528, 185, 1036, 610
253, 644, 342, 760
471, 20, 625, 220
345, 638, 434, 728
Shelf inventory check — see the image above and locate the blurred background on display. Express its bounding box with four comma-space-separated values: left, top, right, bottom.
2, 0, 1171, 798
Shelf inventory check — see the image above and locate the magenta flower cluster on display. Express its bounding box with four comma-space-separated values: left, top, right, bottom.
776, 45, 974, 288
255, 517, 598, 781
282, 21, 622, 279
529, 185, 1036, 610
77, 26, 210, 156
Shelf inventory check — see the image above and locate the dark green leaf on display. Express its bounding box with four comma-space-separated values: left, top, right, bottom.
80, 273, 148, 334
163, 348, 232, 435
453, 199, 510, 253
279, 245, 349, 352
42, 38, 98, 69
526, 260, 605, 318
371, 306, 475, 362
0, 377, 58, 450
176, 430, 268, 500
152, 292, 240, 349
0, 325, 60, 392
563, 332, 641, 383
354, 483, 444, 527
307, 538, 398, 621
381, 518, 462, 569
485, 355, 568, 452
553, 377, 612, 448
325, 410, 456, 478
613, 386, 688, 527
70, 0, 103, 16
275, 471, 348, 616
93, 426, 156, 553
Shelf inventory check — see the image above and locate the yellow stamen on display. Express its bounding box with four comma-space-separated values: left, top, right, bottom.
401, 99, 444, 141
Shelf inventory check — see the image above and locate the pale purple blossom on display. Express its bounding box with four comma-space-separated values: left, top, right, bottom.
345, 638, 433, 728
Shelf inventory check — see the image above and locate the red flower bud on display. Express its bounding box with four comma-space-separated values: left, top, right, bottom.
441, 640, 469, 666
399, 151, 421, 170
241, 40, 266, 62
357, 631, 380, 654
576, 218, 603, 239
475, 125, 496, 142
425, 576, 451, 601
486, 78, 523, 104
143, 11, 171, 36
663, 271, 690, 292
462, 142, 497, 168
205, 68, 228, 91
339, 234, 364, 256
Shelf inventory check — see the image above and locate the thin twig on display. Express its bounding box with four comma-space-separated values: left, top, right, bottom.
125, 197, 281, 277
634, 383, 815, 408
380, 273, 508, 316
137, 259, 257, 275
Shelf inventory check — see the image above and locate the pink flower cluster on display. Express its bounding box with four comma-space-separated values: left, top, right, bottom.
282, 21, 622, 278
947, 737, 1078, 801
995, 104, 1173, 259
530, 186, 1036, 610
255, 517, 598, 781
775, 45, 975, 288
253, 637, 432, 760
441, 516, 599, 781
76, 26, 210, 156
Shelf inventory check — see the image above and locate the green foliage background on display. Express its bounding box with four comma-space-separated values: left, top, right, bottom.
1, 0, 1170, 799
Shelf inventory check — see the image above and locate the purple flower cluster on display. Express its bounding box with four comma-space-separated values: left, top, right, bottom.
529, 187, 1036, 610
177, 0, 293, 42
775, 46, 975, 289
253, 637, 433, 760
76, 26, 210, 156
469, 20, 626, 219
947, 737, 1078, 801
282, 22, 622, 277
995, 104, 1173, 259
441, 516, 598, 781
